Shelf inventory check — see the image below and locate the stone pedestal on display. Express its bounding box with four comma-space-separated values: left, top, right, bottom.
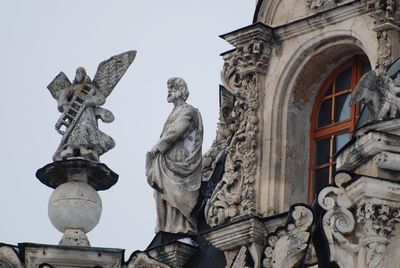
36, 159, 118, 246
147, 240, 198, 268
203, 215, 265, 268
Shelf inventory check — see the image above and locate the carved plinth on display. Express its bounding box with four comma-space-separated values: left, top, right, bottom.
336, 131, 400, 180
147, 240, 198, 268
203, 215, 265, 267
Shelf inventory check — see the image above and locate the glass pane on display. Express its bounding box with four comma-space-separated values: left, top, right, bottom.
324, 83, 333, 97
317, 99, 332, 128
362, 62, 371, 75
314, 167, 329, 194
334, 93, 351, 122
336, 67, 352, 92
334, 133, 350, 154
316, 138, 331, 166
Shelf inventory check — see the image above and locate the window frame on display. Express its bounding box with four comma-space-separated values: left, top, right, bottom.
308, 55, 369, 202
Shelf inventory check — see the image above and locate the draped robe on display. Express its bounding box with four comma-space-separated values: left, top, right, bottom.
146, 103, 203, 234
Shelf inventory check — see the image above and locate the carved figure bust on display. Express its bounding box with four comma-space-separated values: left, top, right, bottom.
146, 77, 203, 234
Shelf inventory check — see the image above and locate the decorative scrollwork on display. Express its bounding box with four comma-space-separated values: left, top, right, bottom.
318, 172, 359, 263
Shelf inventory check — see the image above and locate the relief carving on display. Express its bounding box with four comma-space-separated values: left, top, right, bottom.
306, 0, 341, 10
262, 205, 314, 268
356, 203, 400, 268
205, 73, 261, 227
205, 28, 272, 227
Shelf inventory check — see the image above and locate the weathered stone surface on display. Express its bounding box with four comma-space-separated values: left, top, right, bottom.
147, 240, 198, 268
47, 51, 136, 162
205, 23, 273, 227
127, 251, 171, 268
36, 159, 118, 191
203, 216, 265, 268
146, 77, 203, 234
0, 245, 22, 268
21, 243, 123, 268
48, 181, 101, 246
262, 205, 314, 268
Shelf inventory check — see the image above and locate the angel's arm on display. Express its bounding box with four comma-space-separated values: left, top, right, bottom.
57, 87, 73, 112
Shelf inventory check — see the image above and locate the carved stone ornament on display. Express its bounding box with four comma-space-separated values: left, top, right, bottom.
356, 203, 400, 268
205, 23, 273, 227
47, 51, 136, 162
202, 86, 235, 181
365, 0, 400, 26
306, 0, 341, 10
262, 205, 314, 268
349, 69, 400, 122
317, 172, 359, 263
364, 0, 400, 71
0, 246, 22, 268
205, 73, 261, 227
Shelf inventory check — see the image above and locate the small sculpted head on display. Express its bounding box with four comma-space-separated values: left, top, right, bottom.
74, 67, 91, 84
167, 77, 189, 104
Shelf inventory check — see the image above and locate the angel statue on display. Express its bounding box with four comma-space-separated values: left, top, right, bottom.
349, 59, 400, 122
47, 51, 136, 162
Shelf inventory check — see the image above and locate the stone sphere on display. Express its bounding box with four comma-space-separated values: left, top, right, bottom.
48, 181, 102, 233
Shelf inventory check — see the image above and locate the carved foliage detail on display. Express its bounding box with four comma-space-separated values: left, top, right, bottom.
205, 73, 260, 227
221, 41, 270, 91
365, 0, 400, 25
356, 203, 400, 268
262, 205, 314, 268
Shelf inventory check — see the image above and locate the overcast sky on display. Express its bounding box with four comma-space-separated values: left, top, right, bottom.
0, 0, 253, 257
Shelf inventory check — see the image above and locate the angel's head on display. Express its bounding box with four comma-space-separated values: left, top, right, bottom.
74, 67, 91, 84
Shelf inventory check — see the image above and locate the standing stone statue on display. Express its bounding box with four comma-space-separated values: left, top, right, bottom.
47, 51, 136, 162
146, 77, 203, 234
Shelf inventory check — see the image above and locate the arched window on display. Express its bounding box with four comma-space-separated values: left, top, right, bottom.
309, 56, 371, 200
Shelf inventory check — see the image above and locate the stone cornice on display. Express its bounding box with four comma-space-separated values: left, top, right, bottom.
220, 22, 273, 48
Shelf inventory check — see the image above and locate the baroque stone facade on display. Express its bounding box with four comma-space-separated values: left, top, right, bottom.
3, 0, 400, 268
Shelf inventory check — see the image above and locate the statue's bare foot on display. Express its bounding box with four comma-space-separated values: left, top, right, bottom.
60, 147, 74, 160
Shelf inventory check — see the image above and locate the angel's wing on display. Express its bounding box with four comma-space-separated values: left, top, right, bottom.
349, 71, 380, 106
47, 72, 72, 100
93, 50, 136, 97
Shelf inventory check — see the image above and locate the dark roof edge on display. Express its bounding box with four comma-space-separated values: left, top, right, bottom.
253, 0, 265, 23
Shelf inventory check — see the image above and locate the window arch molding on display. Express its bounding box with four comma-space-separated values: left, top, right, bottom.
256, 31, 375, 213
